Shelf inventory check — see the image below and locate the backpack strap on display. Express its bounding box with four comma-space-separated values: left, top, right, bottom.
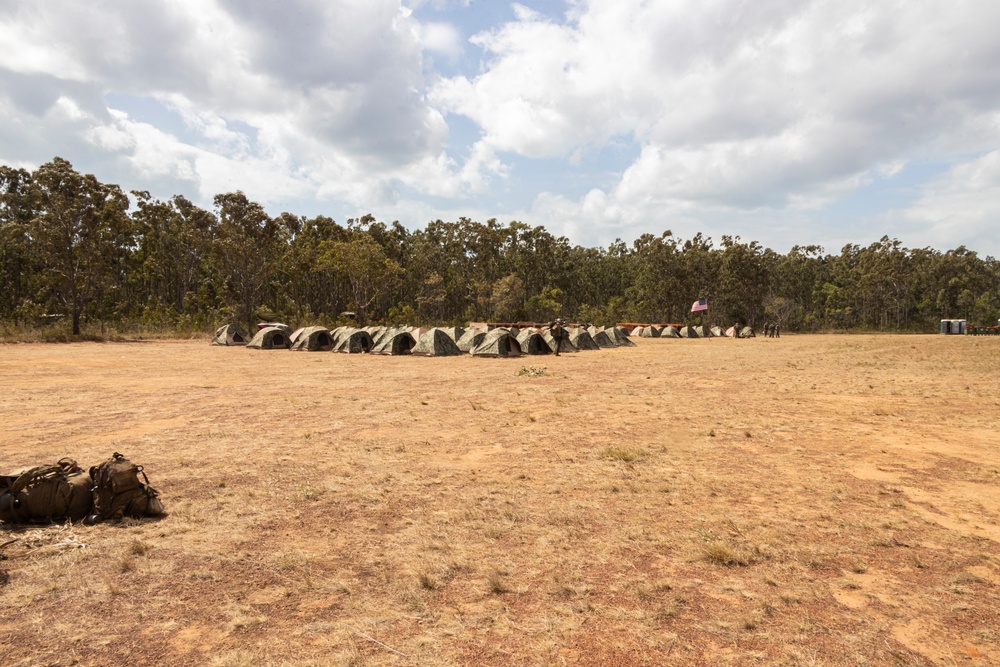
10, 464, 65, 495
10, 459, 82, 495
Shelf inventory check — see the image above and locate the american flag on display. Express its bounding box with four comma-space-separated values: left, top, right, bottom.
690, 298, 708, 313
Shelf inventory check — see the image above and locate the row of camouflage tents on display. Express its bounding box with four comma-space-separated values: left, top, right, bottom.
630, 324, 756, 338
212, 323, 637, 357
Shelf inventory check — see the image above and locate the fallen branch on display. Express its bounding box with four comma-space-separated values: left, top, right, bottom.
345, 624, 409, 658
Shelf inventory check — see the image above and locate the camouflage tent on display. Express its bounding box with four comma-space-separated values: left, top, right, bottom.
695, 325, 714, 338
660, 326, 680, 338
333, 328, 374, 353
639, 326, 661, 338
591, 330, 617, 348
290, 326, 335, 351
364, 326, 388, 346
515, 329, 552, 355
412, 328, 462, 356
439, 326, 465, 343
471, 329, 522, 358
247, 326, 291, 349
739, 326, 756, 338
569, 329, 601, 350
257, 322, 292, 337
608, 327, 637, 347
679, 326, 699, 338
457, 328, 487, 353
631, 326, 645, 336
212, 324, 249, 346
371, 328, 415, 355
711, 325, 724, 337
542, 330, 577, 354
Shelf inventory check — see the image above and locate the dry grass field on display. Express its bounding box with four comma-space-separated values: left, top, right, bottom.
1, 333, 998, 666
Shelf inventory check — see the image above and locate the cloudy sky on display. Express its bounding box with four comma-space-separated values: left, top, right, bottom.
3, 0, 1000, 255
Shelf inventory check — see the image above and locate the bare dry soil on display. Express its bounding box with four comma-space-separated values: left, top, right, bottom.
1, 334, 998, 666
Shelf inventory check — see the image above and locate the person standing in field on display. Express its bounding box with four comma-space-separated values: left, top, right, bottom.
550, 319, 565, 356
733, 322, 742, 339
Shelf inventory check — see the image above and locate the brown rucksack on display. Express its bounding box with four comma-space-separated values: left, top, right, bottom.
86, 453, 164, 524
0, 458, 93, 524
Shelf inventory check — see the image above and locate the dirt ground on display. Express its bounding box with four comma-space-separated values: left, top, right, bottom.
0, 333, 998, 666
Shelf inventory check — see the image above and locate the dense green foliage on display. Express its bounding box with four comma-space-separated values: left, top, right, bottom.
2, 158, 998, 334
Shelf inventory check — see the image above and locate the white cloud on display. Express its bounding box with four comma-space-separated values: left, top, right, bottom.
417, 21, 463, 59
425, 0, 1000, 252
2, 0, 1000, 255
900, 151, 1000, 255
0, 0, 477, 212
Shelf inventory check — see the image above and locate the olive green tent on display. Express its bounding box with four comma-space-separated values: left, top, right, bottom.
247, 326, 291, 349
290, 326, 335, 351
471, 329, 522, 358
371, 328, 415, 355
568, 329, 601, 350
333, 327, 374, 353
660, 326, 680, 338
515, 329, 552, 355
591, 330, 617, 348
212, 324, 249, 346
456, 328, 487, 353
542, 330, 577, 354
439, 326, 465, 343
608, 327, 636, 347
412, 328, 462, 356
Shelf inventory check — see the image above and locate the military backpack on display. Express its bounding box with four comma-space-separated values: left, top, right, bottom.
86, 452, 164, 524
0, 458, 93, 524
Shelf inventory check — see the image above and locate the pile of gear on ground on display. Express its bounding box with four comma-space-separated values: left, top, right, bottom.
0, 453, 163, 525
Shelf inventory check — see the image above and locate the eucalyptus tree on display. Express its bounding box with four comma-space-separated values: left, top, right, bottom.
131, 192, 216, 320
28, 158, 131, 335
0, 166, 35, 321
627, 232, 684, 322
680, 233, 719, 324
318, 228, 403, 325
717, 236, 770, 327
211, 191, 281, 332
770, 245, 827, 329
284, 215, 349, 320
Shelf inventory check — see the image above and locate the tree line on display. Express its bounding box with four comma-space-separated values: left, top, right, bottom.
2, 157, 998, 336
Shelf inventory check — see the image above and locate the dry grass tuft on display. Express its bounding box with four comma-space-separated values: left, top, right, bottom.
601, 445, 648, 462
487, 569, 512, 595
417, 570, 439, 590
700, 541, 754, 567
